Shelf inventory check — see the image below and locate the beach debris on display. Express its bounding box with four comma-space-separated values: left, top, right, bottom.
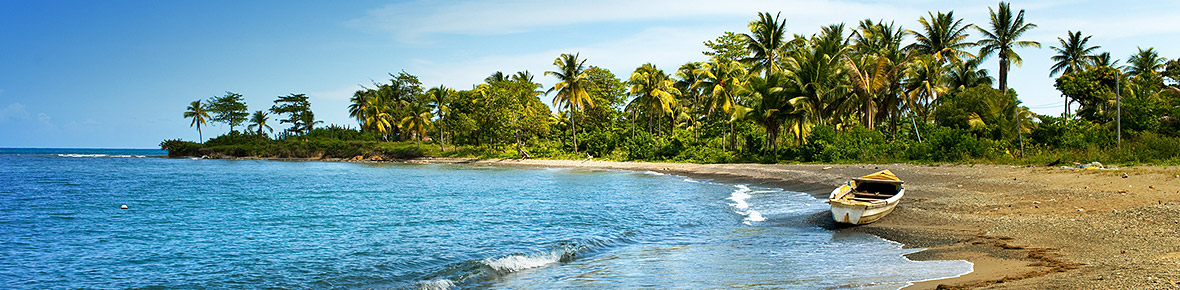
822, 166, 832, 170
1033, 201, 1041, 204
120, 205, 128, 209
1060, 161, 1117, 171
1077, 208, 1085, 212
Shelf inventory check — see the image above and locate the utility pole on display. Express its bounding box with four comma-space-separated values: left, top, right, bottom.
1116, 76, 1122, 149
1015, 91, 1024, 158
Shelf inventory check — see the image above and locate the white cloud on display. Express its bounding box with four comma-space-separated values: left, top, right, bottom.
349, 0, 918, 42
0, 103, 30, 122
37, 112, 56, 129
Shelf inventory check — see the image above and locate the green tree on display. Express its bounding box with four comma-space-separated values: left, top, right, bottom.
545, 53, 595, 153
742, 12, 789, 79
741, 73, 804, 152
786, 24, 850, 127
628, 63, 681, 135
184, 100, 210, 142
908, 11, 975, 63
675, 62, 706, 139
426, 85, 454, 151
247, 110, 273, 136
975, 1, 1041, 94
207, 91, 249, 132
270, 93, 318, 136
1118, 47, 1165, 80
697, 58, 748, 150
904, 55, 949, 122
947, 58, 994, 91
703, 31, 750, 63
400, 102, 433, 150
1049, 30, 1101, 77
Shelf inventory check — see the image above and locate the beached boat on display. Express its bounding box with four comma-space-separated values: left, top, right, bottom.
828, 170, 904, 225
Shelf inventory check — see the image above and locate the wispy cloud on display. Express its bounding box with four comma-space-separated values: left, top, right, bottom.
348, 0, 917, 42
0, 103, 30, 122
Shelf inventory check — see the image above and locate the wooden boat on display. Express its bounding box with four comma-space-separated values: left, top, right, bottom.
828, 170, 904, 225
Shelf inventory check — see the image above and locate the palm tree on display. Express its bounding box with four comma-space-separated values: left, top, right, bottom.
1094, 52, 1119, 68
947, 58, 994, 90
183, 100, 210, 142
786, 24, 850, 127
696, 58, 748, 150
849, 19, 908, 130
348, 90, 372, 129
975, 1, 1039, 155
1124, 47, 1165, 79
426, 85, 454, 151
545, 53, 595, 153
740, 73, 803, 153
628, 63, 680, 134
903, 55, 949, 122
975, 2, 1041, 93
247, 110, 272, 136
908, 11, 975, 63
363, 97, 395, 141
741, 12, 789, 79
399, 102, 433, 150
675, 62, 705, 139
1049, 31, 1101, 77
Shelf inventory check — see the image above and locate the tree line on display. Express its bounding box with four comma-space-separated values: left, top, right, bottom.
175, 2, 1180, 164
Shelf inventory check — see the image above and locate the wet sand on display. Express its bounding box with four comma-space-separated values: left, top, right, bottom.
399, 158, 1180, 289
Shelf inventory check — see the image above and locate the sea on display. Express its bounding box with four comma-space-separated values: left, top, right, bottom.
0, 148, 971, 289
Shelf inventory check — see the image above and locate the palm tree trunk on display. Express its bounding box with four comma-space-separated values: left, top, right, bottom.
572, 111, 579, 153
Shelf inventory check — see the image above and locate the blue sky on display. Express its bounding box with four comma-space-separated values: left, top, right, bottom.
2, 0, 1178, 148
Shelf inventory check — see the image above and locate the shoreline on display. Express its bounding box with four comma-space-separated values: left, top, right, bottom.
212, 156, 1180, 289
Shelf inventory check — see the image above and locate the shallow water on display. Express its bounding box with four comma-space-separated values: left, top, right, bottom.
0, 148, 970, 289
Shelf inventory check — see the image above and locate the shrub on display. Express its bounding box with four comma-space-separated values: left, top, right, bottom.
159, 139, 203, 157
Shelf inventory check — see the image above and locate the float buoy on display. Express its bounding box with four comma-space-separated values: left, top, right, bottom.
120, 205, 128, 209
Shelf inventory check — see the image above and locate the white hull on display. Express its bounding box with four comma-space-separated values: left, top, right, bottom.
828, 181, 904, 225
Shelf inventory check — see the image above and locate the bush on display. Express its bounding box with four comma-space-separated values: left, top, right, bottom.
159, 139, 203, 157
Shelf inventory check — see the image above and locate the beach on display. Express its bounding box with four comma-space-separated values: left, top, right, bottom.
397, 157, 1180, 289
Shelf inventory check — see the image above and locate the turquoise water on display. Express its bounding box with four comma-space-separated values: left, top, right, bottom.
0, 148, 970, 289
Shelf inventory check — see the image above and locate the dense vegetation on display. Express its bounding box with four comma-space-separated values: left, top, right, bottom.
165, 2, 1180, 165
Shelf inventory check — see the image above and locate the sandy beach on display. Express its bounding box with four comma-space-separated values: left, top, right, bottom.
385, 157, 1180, 289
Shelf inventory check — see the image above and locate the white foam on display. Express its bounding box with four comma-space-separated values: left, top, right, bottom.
482, 252, 561, 273
415, 279, 455, 290
683, 178, 700, 183
726, 185, 752, 210
642, 171, 666, 176
746, 210, 766, 222
57, 154, 145, 158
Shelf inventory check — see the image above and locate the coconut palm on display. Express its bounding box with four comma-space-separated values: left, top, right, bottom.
1124, 47, 1165, 79
947, 58, 994, 91
696, 58, 748, 150
740, 73, 803, 153
1049, 31, 1101, 77
675, 62, 705, 138
975, 2, 1041, 93
742, 12, 789, 79
628, 63, 681, 134
545, 53, 595, 153
1094, 52, 1119, 68
399, 102, 433, 150
426, 85, 454, 151
348, 89, 372, 129
183, 100, 210, 142
786, 24, 850, 127
908, 11, 975, 63
247, 110, 272, 136
903, 55, 949, 122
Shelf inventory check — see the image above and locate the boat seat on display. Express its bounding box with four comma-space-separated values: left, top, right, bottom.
850, 197, 883, 202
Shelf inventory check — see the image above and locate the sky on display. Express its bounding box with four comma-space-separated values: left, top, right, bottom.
2, 0, 1179, 148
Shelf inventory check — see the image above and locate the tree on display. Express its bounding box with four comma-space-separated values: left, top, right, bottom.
628, 63, 681, 134
1124, 47, 1166, 79
742, 12, 789, 79
904, 55, 949, 122
400, 102, 433, 150
786, 24, 850, 127
426, 85, 454, 151
270, 93, 317, 136
184, 100, 210, 142
1049, 31, 1101, 77
975, 1, 1040, 156
675, 62, 705, 139
206, 91, 249, 132
703, 31, 750, 63
697, 58, 748, 150
545, 53, 595, 153
947, 58, 994, 91
908, 11, 975, 63
741, 73, 804, 152
975, 1, 1041, 94
247, 110, 272, 136
1094, 52, 1119, 68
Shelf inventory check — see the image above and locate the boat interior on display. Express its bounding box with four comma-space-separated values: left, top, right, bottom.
849, 179, 902, 202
